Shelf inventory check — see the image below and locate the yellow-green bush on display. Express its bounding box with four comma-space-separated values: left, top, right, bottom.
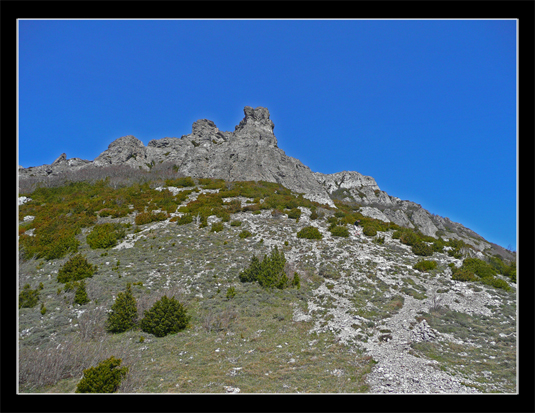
413, 260, 437, 272
330, 226, 349, 237
134, 211, 168, 226
297, 226, 323, 240
75, 356, 129, 393
411, 242, 434, 257
86, 223, 126, 249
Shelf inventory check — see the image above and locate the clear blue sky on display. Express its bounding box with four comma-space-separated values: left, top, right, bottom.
18, 19, 517, 251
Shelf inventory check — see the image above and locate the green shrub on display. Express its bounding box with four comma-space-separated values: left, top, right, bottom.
480, 277, 511, 291
287, 208, 302, 221
86, 223, 125, 249
106, 284, 138, 333
239, 246, 289, 289
330, 226, 349, 237
297, 226, 323, 240
140, 295, 190, 337
226, 286, 236, 300
177, 214, 193, 225
211, 222, 224, 232
432, 239, 445, 253
451, 268, 479, 282
57, 254, 96, 284
292, 273, 301, 289
75, 356, 129, 393
411, 242, 433, 257
363, 226, 377, 237
230, 220, 242, 227
310, 210, 319, 220
19, 284, 39, 308
135, 211, 168, 226
40, 303, 47, 315
446, 238, 467, 259
239, 230, 252, 239
400, 230, 420, 246
165, 176, 195, 188
461, 258, 497, 278
73, 280, 90, 305
413, 260, 437, 272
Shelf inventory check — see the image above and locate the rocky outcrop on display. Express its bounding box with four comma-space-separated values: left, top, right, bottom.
410, 208, 440, 238
94, 135, 148, 166
18, 105, 507, 256
359, 206, 391, 223
19, 106, 335, 207
314, 170, 380, 194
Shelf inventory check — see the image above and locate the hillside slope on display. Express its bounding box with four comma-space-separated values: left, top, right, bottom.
18, 178, 516, 393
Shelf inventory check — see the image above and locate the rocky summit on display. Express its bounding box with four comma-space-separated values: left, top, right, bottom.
17, 106, 517, 395
19, 106, 514, 261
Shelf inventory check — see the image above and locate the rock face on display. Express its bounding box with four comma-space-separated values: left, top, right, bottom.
18, 105, 513, 259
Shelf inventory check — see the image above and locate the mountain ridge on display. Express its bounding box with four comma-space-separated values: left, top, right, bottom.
18, 106, 514, 261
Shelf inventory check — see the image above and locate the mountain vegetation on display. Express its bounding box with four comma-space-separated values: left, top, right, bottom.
18, 173, 516, 393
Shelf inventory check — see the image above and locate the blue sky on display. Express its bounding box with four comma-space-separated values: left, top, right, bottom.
18, 19, 517, 251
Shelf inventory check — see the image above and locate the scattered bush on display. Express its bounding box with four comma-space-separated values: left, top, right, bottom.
239, 230, 252, 239
446, 238, 467, 259
230, 220, 242, 227
287, 208, 302, 221
165, 176, 195, 188
363, 226, 377, 237
19, 284, 40, 308
106, 284, 138, 333
451, 268, 479, 282
74, 280, 90, 305
461, 258, 497, 279
432, 239, 445, 253
480, 276, 511, 291
413, 260, 437, 272
291, 273, 301, 289
177, 214, 193, 225
330, 226, 349, 237
411, 242, 434, 257
135, 211, 168, 226
57, 254, 96, 284
86, 223, 126, 249
239, 246, 290, 289
75, 356, 129, 393
140, 295, 190, 337
226, 286, 236, 300
211, 222, 224, 232
297, 226, 323, 240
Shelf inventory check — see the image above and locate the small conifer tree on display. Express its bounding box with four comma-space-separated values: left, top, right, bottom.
57, 253, 96, 284
140, 295, 190, 337
75, 356, 129, 393
292, 273, 301, 289
238, 246, 289, 289
106, 283, 138, 333
19, 284, 40, 308
74, 280, 90, 305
